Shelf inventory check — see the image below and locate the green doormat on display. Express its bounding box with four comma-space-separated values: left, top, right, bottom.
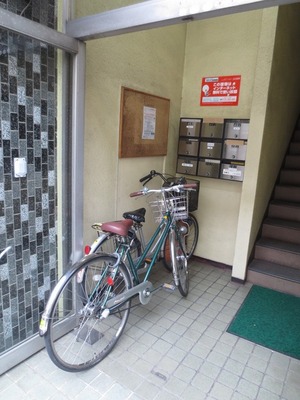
227, 285, 300, 360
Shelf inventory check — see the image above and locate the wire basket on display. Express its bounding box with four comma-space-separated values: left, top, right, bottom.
164, 177, 199, 212
148, 190, 189, 223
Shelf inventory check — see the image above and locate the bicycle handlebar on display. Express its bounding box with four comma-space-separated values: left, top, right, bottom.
130, 190, 145, 198
139, 170, 157, 184
130, 183, 197, 198
140, 169, 178, 186
139, 170, 188, 187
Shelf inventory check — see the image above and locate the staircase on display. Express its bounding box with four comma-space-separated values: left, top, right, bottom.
247, 124, 300, 297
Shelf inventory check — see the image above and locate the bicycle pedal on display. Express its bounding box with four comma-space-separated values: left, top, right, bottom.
162, 283, 176, 292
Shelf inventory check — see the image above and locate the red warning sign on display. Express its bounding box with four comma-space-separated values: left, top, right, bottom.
200, 75, 241, 106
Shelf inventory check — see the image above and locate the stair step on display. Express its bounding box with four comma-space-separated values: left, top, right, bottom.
247, 259, 300, 297
285, 155, 300, 169
248, 259, 300, 282
289, 142, 300, 155
274, 185, 300, 203
280, 169, 300, 186
268, 200, 300, 222
262, 217, 300, 244
249, 120, 300, 296
255, 238, 300, 269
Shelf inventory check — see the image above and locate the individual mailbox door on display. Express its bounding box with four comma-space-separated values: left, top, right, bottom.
224, 119, 249, 140
176, 157, 198, 175
201, 121, 224, 139
179, 118, 202, 137
178, 138, 199, 157
221, 163, 245, 181
197, 159, 220, 178
199, 141, 222, 159
223, 140, 247, 161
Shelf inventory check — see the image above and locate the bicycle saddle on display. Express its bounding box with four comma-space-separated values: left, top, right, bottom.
101, 219, 133, 236
123, 208, 146, 223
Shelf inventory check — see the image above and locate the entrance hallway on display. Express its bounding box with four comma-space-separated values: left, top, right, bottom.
1, 261, 299, 400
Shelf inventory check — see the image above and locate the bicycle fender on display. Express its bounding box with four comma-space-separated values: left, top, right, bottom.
90, 231, 110, 253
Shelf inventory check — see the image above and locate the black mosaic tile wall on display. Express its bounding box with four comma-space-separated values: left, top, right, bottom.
0, 0, 57, 353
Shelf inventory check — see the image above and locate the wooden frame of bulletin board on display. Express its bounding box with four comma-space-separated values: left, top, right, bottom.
119, 87, 170, 158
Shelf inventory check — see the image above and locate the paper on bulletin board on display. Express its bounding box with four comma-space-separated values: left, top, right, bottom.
200, 75, 241, 106
142, 106, 156, 139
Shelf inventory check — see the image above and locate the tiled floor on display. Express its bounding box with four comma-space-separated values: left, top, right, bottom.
1, 260, 300, 400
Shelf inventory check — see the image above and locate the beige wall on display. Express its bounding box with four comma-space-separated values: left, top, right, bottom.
75, 2, 300, 278
181, 11, 262, 119
74, 0, 143, 17
181, 10, 263, 265
80, 23, 187, 244
232, 8, 278, 279
233, 4, 300, 279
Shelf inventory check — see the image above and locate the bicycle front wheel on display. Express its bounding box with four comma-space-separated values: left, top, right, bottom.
163, 213, 198, 272
44, 254, 132, 372
175, 231, 189, 297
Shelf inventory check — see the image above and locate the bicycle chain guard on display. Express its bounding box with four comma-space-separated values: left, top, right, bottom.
106, 280, 154, 308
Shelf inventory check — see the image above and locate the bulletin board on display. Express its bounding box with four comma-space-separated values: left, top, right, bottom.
119, 87, 170, 158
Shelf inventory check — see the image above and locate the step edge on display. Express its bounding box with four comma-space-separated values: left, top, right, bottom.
270, 200, 300, 208
256, 238, 300, 255
263, 217, 300, 230
248, 260, 300, 283
275, 184, 300, 190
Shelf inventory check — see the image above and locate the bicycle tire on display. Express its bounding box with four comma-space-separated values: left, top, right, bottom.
44, 253, 132, 372
174, 229, 189, 297
163, 213, 198, 272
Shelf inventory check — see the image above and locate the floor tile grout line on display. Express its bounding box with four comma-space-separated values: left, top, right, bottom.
2, 262, 300, 400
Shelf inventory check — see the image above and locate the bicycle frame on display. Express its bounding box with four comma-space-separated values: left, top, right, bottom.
39, 173, 195, 373
118, 208, 184, 288
39, 185, 191, 339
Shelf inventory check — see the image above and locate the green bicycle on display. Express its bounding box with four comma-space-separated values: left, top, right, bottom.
39, 178, 197, 372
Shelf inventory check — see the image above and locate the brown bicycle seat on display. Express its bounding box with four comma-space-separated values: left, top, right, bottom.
101, 219, 133, 236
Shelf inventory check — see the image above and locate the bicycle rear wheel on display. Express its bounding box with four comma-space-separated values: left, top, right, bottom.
44, 254, 132, 372
163, 213, 198, 272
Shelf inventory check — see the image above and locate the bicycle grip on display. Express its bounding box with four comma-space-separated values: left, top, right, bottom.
183, 183, 198, 189
130, 191, 144, 197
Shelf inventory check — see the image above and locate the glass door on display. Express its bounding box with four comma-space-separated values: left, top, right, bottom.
0, 2, 83, 374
